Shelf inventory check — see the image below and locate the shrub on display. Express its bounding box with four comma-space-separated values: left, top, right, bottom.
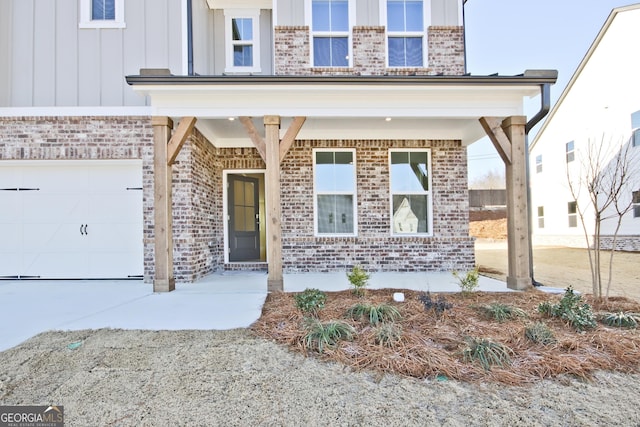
479, 303, 527, 323
375, 323, 402, 347
600, 312, 640, 328
453, 267, 479, 294
538, 286, 596, 331
302, 318, 356, 353
346, 303, 401, 325
294, 288, 327, 316
462, 337, 513, 371
418, 292, 452, 315
347, 265, 370, 297
525, 322, 556, 345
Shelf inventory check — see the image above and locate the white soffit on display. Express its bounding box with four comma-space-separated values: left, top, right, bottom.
206, 0, 272, 9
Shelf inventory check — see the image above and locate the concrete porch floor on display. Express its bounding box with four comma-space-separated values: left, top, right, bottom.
0, 272, 510, 352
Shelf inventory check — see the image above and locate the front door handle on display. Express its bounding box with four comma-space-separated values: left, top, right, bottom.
80, 224, 88, 235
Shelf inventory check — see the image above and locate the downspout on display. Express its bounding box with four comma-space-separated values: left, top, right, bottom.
462, 0, 468, 74
525, 82, 552, 286
187, 0, 194, 75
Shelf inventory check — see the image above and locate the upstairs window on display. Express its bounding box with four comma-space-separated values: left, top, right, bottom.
537, 206, 545, 229
386, 0, 426, 67
631, 110, 640, 147
225, 10, 261, 73
566, 140, 575, 163
568, 201, 578, 228
633, 190, 640, 218
314, 150, 357, 235
310, 0, 351, 67
535, 155, 543, 173
79, 0, 125, 28
390, 150, 432, 235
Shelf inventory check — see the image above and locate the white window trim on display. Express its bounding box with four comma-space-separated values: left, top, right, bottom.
537, 206, 544, 229
224, 9, 262, 74
568, 201, 578, 228
389, 148, 433, 237
565, 140, 575, 163
305, 0, 355, 68
535, 154, 542, 173
313, 148, 358, 237
380, 0, 430, 68
79, 0, 126, 29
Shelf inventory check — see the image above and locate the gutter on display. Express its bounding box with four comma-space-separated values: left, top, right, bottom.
126, 70, 558, 86
525, 82, 552, 287
187, 0, 194, 75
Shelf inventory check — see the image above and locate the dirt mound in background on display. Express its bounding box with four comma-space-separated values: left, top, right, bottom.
469, 209, 507, 240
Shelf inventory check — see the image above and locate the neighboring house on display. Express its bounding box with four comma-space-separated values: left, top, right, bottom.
0, 0, 555, 291
530, 4, 640, 252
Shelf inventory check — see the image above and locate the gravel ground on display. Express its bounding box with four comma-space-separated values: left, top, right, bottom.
2, 328, 640, 426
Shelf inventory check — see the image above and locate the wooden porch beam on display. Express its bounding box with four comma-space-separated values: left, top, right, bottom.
151, 116, 175, 292
279, 117, 306, 163
167, 116, 197, 166
264, 115, 283, 292
479, 117, 512, 165
239, 116, 266, 162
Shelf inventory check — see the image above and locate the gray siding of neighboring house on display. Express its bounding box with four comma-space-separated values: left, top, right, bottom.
276, 0, 305, 26
432, 0, 461, 26
2, 0, 182, 108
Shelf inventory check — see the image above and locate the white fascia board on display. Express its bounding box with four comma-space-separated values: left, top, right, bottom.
0, 106, 153, 117
132, 84, 532, 119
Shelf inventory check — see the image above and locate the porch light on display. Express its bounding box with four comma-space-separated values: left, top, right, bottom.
385, 117, 392, 122
228, 117, 235, 121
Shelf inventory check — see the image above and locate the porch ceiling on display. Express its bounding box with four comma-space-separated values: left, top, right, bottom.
126, 71, 558, 146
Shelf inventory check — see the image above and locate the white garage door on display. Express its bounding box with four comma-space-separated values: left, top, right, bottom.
0, 160, 143, 279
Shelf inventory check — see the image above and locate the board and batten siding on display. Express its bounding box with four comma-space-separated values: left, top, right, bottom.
275, 0, 461, 27
1, 0, 183, 108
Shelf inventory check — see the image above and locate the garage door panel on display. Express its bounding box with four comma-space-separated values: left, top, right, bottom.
2, 160, 143, 279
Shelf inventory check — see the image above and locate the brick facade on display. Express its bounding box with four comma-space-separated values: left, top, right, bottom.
274, 26, 465, 76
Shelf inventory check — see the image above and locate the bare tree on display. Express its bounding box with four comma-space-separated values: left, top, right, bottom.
566, 135, 638, 300
469, 168, 506, 189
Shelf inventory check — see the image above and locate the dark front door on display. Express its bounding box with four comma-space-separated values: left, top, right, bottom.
228, 175, 260, 262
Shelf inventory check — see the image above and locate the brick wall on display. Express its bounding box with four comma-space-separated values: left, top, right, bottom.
274, 26, 465, 76
280, 139, 474, 272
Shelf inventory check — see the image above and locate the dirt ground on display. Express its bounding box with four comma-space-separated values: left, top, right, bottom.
470, 214, 640, 301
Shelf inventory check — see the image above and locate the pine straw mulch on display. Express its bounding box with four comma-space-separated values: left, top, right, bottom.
251, 288, 640, 386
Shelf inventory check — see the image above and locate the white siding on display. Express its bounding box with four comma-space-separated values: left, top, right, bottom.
4, 0, 183, 108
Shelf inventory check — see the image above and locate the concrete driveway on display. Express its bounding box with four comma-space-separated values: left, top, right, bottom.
0, 271, 511, 352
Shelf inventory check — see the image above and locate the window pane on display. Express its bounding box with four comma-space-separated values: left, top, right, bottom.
537, 206, 544, 216
232, 18, 252, 41
569, 215, 577, 228
317, 195, 354, 234
633, 191, 640, 204
632, 110, 640, 129
405, 37, 423, 66
633, 128, 640, 147
92, 0, 115, 20
312, 0, 330, 31
315, 151, 354, 192
313, 37, 331, 66
331, 37, 349, 66
568, 201, 577, 214
391, 151, 429, 192
538, 218, 545, 228
331, 0, 349, 31
388, 38, 405, 67
405, 1, 423, 31
392, 195, 428, 233
234, 45, 253, 67
387, 1, 404, 31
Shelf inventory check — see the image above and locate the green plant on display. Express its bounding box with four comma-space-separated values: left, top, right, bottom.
600, 312, 640, 328
453, 267, 479, 294
346, 303, 401, 325
347, 265, 370, 297
375, 323, 402, 347
479, 303, 527, 323
462, 337, 513, 371
524, 322, 556, 345
418, 292, 452, 315
302, 318, 356, 353
537, 286, 596, 331
294, 288, 327, 316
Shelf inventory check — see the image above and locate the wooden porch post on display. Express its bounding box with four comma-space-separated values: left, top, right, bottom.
152, 116, 175, 292
264, 115, 283, 292
480, 115, 531, 290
